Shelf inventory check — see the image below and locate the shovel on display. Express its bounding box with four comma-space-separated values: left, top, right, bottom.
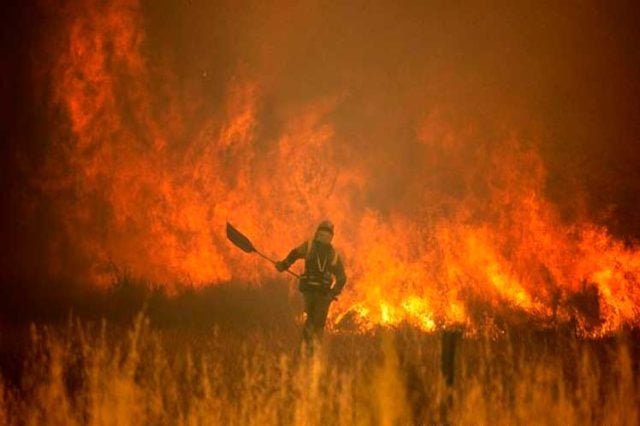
226, 222, 300, 279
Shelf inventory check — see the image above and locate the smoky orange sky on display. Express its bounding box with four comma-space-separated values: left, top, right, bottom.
1, 0, 639, 333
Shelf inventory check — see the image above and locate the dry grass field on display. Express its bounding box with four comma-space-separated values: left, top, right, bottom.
1, 282, 638, 426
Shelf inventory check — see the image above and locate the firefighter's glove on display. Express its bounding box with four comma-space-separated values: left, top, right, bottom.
275, 261, 287, 272
329, 288, 340, 300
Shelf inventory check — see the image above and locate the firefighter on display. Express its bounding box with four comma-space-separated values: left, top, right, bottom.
275, 220, 346, 345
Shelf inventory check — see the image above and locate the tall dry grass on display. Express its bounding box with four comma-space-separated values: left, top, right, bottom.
0, 314, 638, 425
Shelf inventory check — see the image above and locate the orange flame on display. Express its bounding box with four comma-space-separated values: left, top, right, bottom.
38, 0, 640, 336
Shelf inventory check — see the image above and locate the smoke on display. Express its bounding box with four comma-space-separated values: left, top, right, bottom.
1, 0, 640, 332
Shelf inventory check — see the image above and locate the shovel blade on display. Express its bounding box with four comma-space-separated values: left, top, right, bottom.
226, 222, 257, 253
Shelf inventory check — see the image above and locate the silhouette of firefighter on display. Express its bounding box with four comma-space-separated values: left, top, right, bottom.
275, 220, 346, 345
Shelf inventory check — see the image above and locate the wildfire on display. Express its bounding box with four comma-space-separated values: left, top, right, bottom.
34, 0, 640, 336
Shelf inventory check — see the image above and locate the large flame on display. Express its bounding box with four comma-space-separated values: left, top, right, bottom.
33, 0, 640, 335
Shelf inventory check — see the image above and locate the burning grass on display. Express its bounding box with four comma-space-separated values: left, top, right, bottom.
11, 0, 637, 338
1, 313, 638, 425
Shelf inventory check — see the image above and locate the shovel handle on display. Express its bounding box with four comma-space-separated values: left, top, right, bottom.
255, 250, 301, 279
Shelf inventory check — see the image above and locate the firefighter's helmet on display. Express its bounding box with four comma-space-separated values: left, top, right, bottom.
316, 220, 334, 235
